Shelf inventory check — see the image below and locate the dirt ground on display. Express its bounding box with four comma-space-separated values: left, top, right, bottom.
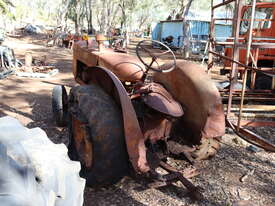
0, 35, 274, 206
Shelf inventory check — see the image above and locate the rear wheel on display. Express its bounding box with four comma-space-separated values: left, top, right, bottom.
68, 84, 129, 187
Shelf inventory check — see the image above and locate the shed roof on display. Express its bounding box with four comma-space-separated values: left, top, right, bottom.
160, 10, 233, 25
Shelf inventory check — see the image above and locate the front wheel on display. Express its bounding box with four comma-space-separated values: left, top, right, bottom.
68, 84, 129, 187
52, 85, 68, 127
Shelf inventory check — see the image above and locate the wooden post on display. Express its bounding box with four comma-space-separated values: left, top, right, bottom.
25, 52, 32, 67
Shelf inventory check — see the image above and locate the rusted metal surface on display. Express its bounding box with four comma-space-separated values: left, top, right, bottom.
98, 51, 145, 81
159, 161, 199, 179
96, 34, 106, 52
209, 0, 275, 147
73, 41, 145, 82
141, 114, 172, 143
226, 0, 241, 116
238, 0, 257, 130
71, 117, 93, 168
226, 119, 275, 152
75, 65, 149, 173
209, 51, 275, 76
209, 0, 242, 114
239, 120, 275, 127
167, 140, 196, 163
136, 83, 184, 117
157, 161, 203, 200
209, 1, 275, 136
216, 41, 275, 49
154, 60, 225, 144
224, 104, 275, 112
72, 40, 226, 179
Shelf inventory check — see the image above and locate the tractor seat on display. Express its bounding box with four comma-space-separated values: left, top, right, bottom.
97, 49, 146, 82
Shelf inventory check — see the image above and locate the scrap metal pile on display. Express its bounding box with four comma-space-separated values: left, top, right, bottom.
0, 36, 58, 79
208, 0, 275, 152
0, 44, 22, 79
15, 54, 59, 78
0, 47, 58, 79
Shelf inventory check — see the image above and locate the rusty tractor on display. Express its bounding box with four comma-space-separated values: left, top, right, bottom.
52, 35, 225, 198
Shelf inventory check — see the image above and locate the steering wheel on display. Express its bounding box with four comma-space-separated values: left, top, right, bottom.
136, 40, 176, 73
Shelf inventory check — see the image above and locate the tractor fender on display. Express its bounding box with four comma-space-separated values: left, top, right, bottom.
154, 60, 225, 144
78, 66, 149, 173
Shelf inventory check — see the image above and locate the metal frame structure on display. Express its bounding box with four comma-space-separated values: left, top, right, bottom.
208, 0, 275, 152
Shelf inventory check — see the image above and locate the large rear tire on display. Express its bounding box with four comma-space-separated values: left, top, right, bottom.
68, 84, 129, 187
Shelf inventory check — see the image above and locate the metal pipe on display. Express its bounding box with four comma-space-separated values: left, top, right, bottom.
227, 0, 242, 116
209, 50, 275, 76
213, 0, 235, 9
250, 49, 259, 89
237, 0, 257, 130
208, 0, 214, 73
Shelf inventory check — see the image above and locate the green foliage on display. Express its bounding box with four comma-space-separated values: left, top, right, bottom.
0, 0, 229, 31
0, 0, 15, 19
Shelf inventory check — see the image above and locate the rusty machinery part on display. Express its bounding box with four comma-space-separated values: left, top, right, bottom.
75, 66, 149, 173
73, 39, 146, 82
209, 51, 275, 77
67, 84, 129, 187
167, 138, 221, 162
136, 40, 176, 73
159, 161, 203, 200
148, 169, 203, 200
226, 119, 275, 152
96, 34, 107, 52
191, 138, 221, 161
145, 150, 203, 200
209, 51, 275, 90
52, 85, 68, 127
130, 96, 175, 147
154, 60, 225, 144
140, 145, 203, 200
135, 82, 184, 118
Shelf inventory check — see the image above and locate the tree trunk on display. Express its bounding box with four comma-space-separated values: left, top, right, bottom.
85, 0, 93, 34
119, 3, 126, 32
75, 22, 80, 34
58, 0, 70, 32
182, 0, 193, 59
75, 13, 80, 34
88, 0, 93, 33
99, 0, 107, 33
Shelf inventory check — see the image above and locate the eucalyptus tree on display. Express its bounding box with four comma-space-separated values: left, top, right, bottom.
0, 0, 13, 15
84, 0, 94, 33
94, 0, 120, 34
66, 0, 86, 33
